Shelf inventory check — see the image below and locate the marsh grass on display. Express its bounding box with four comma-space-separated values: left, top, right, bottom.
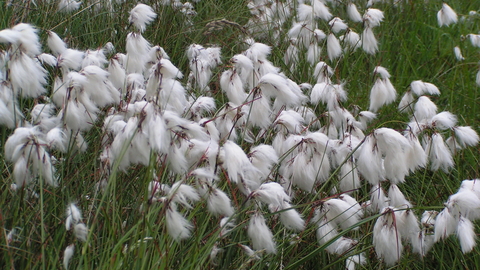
1, 0, 479, 269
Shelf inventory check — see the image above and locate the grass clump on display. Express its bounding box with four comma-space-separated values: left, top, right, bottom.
0, 0, 479, 269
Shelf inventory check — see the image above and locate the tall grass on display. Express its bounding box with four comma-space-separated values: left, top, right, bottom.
1, 0, 479, 269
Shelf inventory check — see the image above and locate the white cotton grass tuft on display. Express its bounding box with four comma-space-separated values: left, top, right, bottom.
437, 3, 458, 27
341, 30, 362, 51
357, 111, 376, 130
452, 126, 479, 148
477, 69, 480, 87
356, 136, 384, 186
108, 56, 126, 93
328, 17, 348, 34
414, 96, 437, 121
398, 90, 415, 112
338, 194, 363, 218
253, 182, 290, 207
312, 0, 332, 21
369, 66, 397, 112
388, 185, 411, 208
62, 206, 86, 244
0, 29, 20, 44
13, 157, 32, 187
313, 61, 334, 84
459, 179, 480, 199
248, 213, 276, 254
333, 238, 357, 254
285, 39, 299, 71
369, 185, 389, 213
81, 65, 120, 107
249, 144, 278, 180
220, 217, 236, 237
206, 188, 235, 217
374, 66, 390, 79
73, 223, 88, 242
58, 0, 81, 13
313, 205, 358, 255
279, 201, 305, 232
187, 44, 222, 92
346, 3, 362, 23
280, 134, 331, 192
294, 4, 313, 22
230, 53, 254, 88
125, 32, 150, 74
346, 253, 366, 270
209, 243, 223, 263
307, 43, 321, 66
404, 132, 427, 172
418, 210, 438, 254
445, 189, 480, 220
327, 33, 342, 61
129, 4, 157, 32
410, 80, 440, 96
257, 73, 306, 108
315, 216, 341, 253
274, 110, 305, 134
245, 93, 272, 130
338, 160, 361, 193
11, 23, 42, 57
220, 69, 246, 105
188, 96, 216, 120
310, 82, 347, 111
146, 62, 187, 113
454, 46, 464, 61
168, 182, 200, 209
57, 49, 85, 75
396, 209, 421, 253
467, 34, 480, 48
376, 140, 403, 170
456, 216, 476, 253
47, 31, 67, 56
362, 27, 378, 55
431, 111, 457, 130
30, 103, 57, 129
5, 127, 59, 187
434, 208, 457, 242
363, 8, 384, 28
63, 244, 75, 270
373, 207, 403, 266
238, 244, 261, 259
221, 140, 259, 191
287, 24, 307, 47
81, 49, 107, 68
313, 29, 327, 43
66, 203, 83, 230
9, 52, 48, 98
166, 203, 193, 240
321, 198, 361, 230
425, 133, 454, 172
37, 53, 57, 67
0, 83, 21, 128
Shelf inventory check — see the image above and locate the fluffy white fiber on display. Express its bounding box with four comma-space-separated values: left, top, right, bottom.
248, 213, 276, 254
129, 4, 157, 32
437, 3, 458, 27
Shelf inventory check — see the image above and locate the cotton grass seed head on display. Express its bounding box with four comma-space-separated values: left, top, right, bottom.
437, 3, 458, 27
129, 4, 157, 32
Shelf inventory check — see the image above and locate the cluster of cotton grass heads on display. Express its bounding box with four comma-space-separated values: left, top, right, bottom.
1, 1, 479, 268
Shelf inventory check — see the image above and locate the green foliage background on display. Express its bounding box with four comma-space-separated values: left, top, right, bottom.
0, 0, 479, 269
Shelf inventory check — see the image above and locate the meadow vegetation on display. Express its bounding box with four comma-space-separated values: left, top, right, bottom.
0, 0, 479, 269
